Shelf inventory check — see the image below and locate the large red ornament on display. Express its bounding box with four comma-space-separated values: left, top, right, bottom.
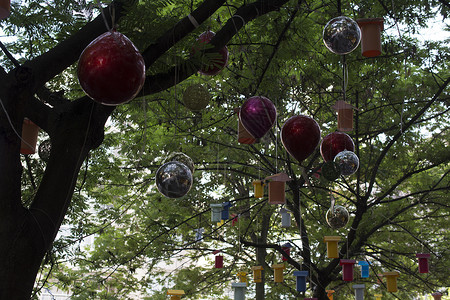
195, 30, 229, 76
77, 30, 146, 106
240, 96, 277, 139
281, 115, 321, 162
320, 132, 355, 162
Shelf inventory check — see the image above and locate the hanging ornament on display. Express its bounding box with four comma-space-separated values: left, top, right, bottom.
374, 294, 382, 300
281, 242, 292, 261
340, 259, 357, 281
155, 161, 193, 198
326, 205, 349, 229
221, 201, 233, 220
182, 84, 210, 111
416, 253, 430, 273
194, 228, 204, 242
252, 180, 265, 198
293, 270, 309, 292
236, 271, 248, 284
323, 16, 361, 55
239, 96, 277, 139
231, 282, 247, 300
251, 266, 264, 283
323, 236, 341, 258
265, 173, 291, 205
235, 108, 257, 144
383, 271, 400, 292
357, 18, 384, 57
321, 161, 341, 181
167, 290, 185, 300
272, 264, 285, 283
38, 139, 51, 162
332, 100, 355, 132
194, 30, 229, 76
77, 30, 146, 106
334, 150, 359, 176
281, 115, 321, 162
358, 260, 370, 278
210, 203, 223, 222
320, 131, 355, 162
432, 292, 443, 300
214, 250, 223, 268
164, 152, 195, 173
279, 208, 291, 228
20, 118, 40, 155
353, 284, 365, 300
0, 0, 10, 19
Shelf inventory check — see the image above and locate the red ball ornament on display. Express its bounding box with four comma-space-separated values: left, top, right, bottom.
281, 115, 321, 162
194, 30, 229, 76
77, 30, 146, 106
320, 132, 355, 162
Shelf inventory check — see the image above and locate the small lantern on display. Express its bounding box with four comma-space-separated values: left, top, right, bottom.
272, 263, 285, 283
332, 100, 355, 132
356, 18, 384, 57
252, 180, 265, 198
217, 219, 225, 226
20, 118, 40, 154
293, 270, 308, 292
237, 271, 248, 284
235, 108, 256, 144
0, 0, 10, 19
167, 290, 185, 300
416, 253, 430, 273
374, 294, 383, 300
339, 259, 356, 281
231, 214, 239, 226
279, 207, 291, 228
432, 292, 443, 300
281, 242, 292, 261
358, 260, 370, 278
210, 203, 223, 222
251, 266, 264, 283
194, 228, 204, 242
353, 284, 365, 300
326, 290, 335, 300
323, 236, 341, 258
265, 173, 291, 205
232, 282, 247, 300
382, 271, 399, 292
214, 250, 223, 268
221, 201, 233, 220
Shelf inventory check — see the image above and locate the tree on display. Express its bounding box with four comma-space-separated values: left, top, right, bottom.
0, 0, 449, 299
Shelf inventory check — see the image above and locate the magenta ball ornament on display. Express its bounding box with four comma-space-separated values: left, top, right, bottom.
155, 161, 193, 198
320, 132, 355, 162
77, 30, 146, 106
323, 16, 361, 55
195, 30, 229, 76
239, 96, 277, 139
281, 115, 321, 162
334, 150, 359, 176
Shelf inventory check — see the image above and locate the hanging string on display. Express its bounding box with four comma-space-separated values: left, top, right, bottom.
98, 1, 115, 32
342, 55, 348, 102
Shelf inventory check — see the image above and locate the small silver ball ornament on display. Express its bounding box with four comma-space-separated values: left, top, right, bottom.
326, 205, 349, 229
155, 161, 193, 198
323, 16, 361, 55
334, 150, 359, 176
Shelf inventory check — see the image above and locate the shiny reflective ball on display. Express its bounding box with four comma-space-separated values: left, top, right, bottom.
321, 161, 341, 181
155, 161, 193, 198
334, 150, 359, 176
195, 30, 229, 76
326, 205, 349, 229
182, 84, 210, 111
77, 30, 146, 106
323, 16, 361, 55
38, 139, 52, 162
164, 152, 195, 173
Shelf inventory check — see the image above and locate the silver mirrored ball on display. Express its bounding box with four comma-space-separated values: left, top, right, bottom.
323, 16, 361, 55
326, 205, 349, 229
156, 161, 193, 198
334, 150, 359, 176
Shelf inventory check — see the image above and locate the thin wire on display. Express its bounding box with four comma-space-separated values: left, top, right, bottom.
0, 97, 34, 151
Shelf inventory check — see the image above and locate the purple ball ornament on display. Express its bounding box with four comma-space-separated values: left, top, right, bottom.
281, 115, 321, 162
239, 96, 277, 139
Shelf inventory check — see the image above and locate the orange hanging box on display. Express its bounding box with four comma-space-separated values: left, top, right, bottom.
357, 18, 384, 58
235, 108, 256, 144
20, 118, 40, 154
265, 173, 291, 205
332, 100, 356, 132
